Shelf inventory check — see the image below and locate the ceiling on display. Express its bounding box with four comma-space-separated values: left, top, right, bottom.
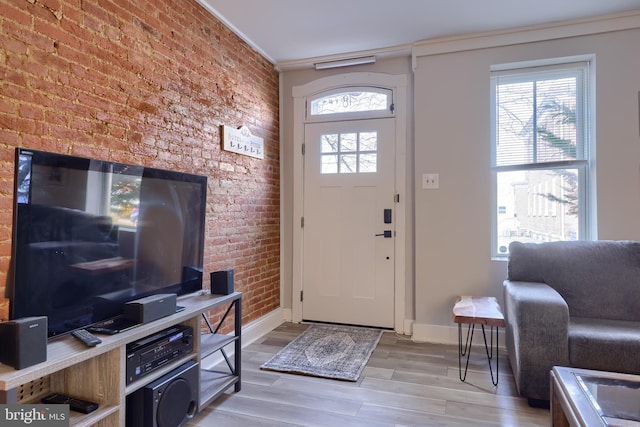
198, 0, 640, 67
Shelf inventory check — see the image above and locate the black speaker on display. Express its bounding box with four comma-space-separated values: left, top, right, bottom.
123, 293, 177, 324
210, 269, 234, 295
0, 316, 47, 369
126, 361, 199, 427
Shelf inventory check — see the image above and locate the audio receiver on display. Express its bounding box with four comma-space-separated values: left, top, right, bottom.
125, 324, 194, 385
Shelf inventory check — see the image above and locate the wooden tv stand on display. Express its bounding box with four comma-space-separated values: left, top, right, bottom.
0, 291, 242, 427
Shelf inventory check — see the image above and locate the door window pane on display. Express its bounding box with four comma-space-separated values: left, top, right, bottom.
360, 132, 377, 151
359, 154, 377, 173
320, 131, 378, 174
340, 133, 357, 152
321, 134, 338, 153
321, 155, 338, 174
340, 154, 357, 173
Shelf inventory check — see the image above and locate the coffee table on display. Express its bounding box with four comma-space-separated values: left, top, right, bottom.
551, 366, 640, 426
452, 296, 505, 386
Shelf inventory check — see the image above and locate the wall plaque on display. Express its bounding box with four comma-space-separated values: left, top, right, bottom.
222, 125, 264, 159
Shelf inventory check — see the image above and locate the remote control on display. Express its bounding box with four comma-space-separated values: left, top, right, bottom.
42, 393, 99, 414
87, 326, 119, 335
71, 329, 102, 347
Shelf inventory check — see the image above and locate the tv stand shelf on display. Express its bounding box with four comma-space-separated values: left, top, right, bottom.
0, 291, 242, 427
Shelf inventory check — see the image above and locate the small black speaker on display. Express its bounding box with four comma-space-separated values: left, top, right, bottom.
0, 316, 47, 369
210, 269, 234, 295
126, 360, 199, 427
123, 293, 177, 324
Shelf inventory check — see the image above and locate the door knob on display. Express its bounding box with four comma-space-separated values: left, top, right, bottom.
375, 230, 392, 238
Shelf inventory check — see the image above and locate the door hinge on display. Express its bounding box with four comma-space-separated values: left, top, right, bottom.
301, 217, 304, 228
390, 103, 395, 113
395, 193, 400, 203
300, 290, 304, 302
302, 143, 305, 155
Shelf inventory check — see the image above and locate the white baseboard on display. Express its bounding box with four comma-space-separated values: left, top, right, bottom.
402, 319, 414, 336
412, 323, 457, 344
242, 307, 287, 347
412, 322, 506, 349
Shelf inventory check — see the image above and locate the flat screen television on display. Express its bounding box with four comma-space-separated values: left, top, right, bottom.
8, 148, 207, 338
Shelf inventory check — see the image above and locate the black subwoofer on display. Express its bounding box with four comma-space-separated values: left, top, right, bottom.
126, 360, 199, 427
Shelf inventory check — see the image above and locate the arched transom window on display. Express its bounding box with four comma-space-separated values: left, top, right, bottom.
307, 87, 393, 120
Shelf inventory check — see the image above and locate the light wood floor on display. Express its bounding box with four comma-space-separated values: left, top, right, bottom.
188, 322, 549, 426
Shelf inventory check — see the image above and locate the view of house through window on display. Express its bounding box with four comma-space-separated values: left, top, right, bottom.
491, 61, 591, 256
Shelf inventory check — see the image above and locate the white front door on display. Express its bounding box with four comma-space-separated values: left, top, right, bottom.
302, 118, 395, 328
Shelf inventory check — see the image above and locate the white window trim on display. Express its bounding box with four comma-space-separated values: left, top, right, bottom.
490, 56, 596, 259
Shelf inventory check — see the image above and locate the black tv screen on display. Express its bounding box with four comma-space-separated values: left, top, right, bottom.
9, 148, 207, 338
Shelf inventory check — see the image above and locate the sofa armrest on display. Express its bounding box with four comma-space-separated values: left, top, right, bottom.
503, 279, 570, 401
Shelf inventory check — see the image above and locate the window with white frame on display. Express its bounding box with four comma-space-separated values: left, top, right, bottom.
491, 60, 593, 257
308, 86, 394, 174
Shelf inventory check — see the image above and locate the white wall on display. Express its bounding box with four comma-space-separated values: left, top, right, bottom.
412, 21, 640, 342
280, 12, 640, 343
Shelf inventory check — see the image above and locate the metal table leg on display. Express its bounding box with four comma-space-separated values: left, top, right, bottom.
457, 323, 499, 386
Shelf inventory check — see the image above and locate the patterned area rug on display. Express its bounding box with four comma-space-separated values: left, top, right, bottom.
260, 324, 383, 382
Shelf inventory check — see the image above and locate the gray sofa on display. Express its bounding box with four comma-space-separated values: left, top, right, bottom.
503, 240, 640, 403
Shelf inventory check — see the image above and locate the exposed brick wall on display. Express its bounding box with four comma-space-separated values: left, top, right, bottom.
0, 0, 280, 326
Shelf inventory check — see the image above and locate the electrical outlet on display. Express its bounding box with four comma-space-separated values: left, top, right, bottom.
422, 173, 439, 189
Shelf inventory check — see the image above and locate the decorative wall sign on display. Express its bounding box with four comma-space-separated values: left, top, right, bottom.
222, 125, 264, 159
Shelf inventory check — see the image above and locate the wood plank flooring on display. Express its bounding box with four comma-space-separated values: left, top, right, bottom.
188, 323, 549, 426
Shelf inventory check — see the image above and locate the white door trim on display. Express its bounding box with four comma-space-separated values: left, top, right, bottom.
292, 72, 408, 333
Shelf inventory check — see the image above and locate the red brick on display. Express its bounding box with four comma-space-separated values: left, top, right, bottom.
1, 2, 32, 26
34, 18, 82, 51
0, 0, 279, 325
19, 104, 44, 120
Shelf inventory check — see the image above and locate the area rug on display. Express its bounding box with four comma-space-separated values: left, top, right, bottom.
260, 324, 383, 381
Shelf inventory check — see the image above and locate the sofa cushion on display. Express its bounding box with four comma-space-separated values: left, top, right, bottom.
508, 240, 640, 321
569, 317, 640, 374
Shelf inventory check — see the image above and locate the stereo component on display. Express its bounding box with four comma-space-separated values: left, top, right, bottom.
125, 325, 193, 385
126, 360, 199, 427
0, 316, 47, 369
123, 293, 177, 324
210, 269, 234, 295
